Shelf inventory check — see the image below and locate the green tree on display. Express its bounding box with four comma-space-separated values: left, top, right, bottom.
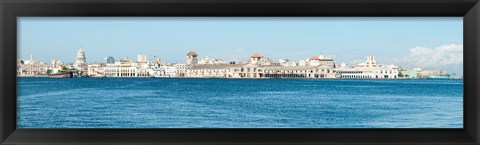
46, 69, 52, 75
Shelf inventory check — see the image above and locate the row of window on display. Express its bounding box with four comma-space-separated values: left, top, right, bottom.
105, 73, 148, 77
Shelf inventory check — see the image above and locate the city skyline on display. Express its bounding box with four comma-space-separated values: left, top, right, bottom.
18, 17, 463, 76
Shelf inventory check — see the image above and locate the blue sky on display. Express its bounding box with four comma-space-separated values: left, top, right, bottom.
18, 17, 463, 76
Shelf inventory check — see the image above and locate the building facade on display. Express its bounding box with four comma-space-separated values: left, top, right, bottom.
104, 59, 149, 77
186, 51, 198, 65
75, 47, 87, 70
335, 55, 399, 79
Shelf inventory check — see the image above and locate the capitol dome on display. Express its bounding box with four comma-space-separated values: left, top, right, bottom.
75, 47, 87, 68
77, 48, 85, 58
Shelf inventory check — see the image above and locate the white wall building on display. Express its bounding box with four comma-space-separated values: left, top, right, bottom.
162, 65, 177, 77
87, 64, 105, 77
335, 55, 399, 79
104, 60, 148, 77
75, 47, 87, 70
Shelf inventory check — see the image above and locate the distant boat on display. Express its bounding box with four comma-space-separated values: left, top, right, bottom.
49, 72, 73, 78
427, 74, 450, 79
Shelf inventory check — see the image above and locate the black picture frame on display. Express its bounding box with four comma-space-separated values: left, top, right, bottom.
1, 0, 479, 144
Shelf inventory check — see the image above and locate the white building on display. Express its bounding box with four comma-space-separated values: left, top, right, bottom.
87, 64, 105, 77
162, 65, 177, 77
75, 47, 87, 70
304, 54, 335, 67
104, 59, 148, 77
185, 53, 337, 79
17, 55, 47, 76
186, 51, 198, 65
335, 55, 399, 79
174, 63, 188, 77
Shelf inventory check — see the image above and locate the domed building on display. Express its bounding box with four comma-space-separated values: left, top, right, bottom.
75, 47, 87, 69
186, 51, 198, 65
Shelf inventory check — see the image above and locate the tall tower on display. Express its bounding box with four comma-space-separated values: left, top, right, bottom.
75, 47, 87, 69
365, 55, 377, 67
186, 51, 198, 65
29, 54, 36, 64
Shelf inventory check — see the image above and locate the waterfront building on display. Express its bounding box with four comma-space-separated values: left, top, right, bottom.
173, 63, 188, 77
335, 55, 399, 79
16, 49, 448, 80
104, 59, 149, 77
75, 47, 87, 70
186, 51, 198, 65
87, 64, 105, 77
186, 64, 241, 78
262, 65, 337, 78
185, 53, 337, 79
162, 65, 177, 77
17, 55, 47, 76
104, 56, 115, 64
232, 63, 264, 78
23, 55, 36, 64
421, 70, 447, 78
147, 64, 165, 77
185, 54, 269, 78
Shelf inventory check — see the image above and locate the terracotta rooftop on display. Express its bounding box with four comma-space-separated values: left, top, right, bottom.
187, 51, 198, 57
309, 55, 319, 60
251, 53, 262, 58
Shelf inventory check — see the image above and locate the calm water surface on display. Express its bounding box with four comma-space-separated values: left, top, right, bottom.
17, 78, 463, 128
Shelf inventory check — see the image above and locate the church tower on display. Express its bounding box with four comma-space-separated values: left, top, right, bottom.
186, 51, 198, 65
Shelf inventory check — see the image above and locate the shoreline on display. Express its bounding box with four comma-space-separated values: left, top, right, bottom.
16, 76, 462, 80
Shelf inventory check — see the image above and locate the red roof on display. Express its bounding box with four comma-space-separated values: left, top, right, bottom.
309, 55, 319, 60
187, 51, 198, 57
251, 53, 262, 58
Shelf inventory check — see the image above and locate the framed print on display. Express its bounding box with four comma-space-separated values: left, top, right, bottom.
1, 0, 479, 144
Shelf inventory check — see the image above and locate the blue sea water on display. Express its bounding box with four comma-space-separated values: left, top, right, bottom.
17, 78, 463, 128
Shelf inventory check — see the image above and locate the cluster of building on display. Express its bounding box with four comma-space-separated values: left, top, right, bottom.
16, 47, 453, 79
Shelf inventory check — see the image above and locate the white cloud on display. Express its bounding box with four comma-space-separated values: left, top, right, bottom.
406, 43, 463, 68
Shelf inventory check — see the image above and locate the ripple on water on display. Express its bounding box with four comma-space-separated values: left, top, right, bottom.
17, 78, 463, 128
